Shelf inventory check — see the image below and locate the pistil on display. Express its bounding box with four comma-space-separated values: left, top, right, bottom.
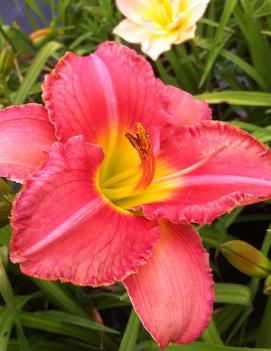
125, 123, 156, 190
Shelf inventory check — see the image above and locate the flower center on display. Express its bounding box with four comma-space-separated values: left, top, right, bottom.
98, 123, 157, 207
98, 123, 229, 210
143, 0, 188, 32
155, 0, 173, 26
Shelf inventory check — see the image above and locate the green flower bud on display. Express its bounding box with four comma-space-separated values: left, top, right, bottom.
220, 240, 271, 278
0, 46, 14, 77
264, 275, 271, 295
29, 28, 52, 48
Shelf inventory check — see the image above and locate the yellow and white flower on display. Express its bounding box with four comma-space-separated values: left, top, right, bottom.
114, 0, 211, 60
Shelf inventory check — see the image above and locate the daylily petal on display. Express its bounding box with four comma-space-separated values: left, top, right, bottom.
42, 41, 168, 145
174, 25, 197, 44
124, 221, 214, 348
0, 104, 55, 183
186, 0, 211, 24
161, 84, 212, 125
10, 136, 160, 286
124, 121, 271, 224
115, 0, 148, 25
141, 33, 179, 61
113, 19, 149, 44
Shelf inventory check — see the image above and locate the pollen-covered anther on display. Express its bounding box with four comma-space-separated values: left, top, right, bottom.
125, 122, 156, 190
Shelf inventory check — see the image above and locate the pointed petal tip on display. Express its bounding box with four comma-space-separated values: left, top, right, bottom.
124, 222, 214, 348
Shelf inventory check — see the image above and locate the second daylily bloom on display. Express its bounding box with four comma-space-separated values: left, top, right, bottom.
113, 0, 211, 60
1, 42, 271, 348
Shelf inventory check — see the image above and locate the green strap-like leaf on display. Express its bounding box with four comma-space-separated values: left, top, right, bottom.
33, 279, 88, 318
118, 309, 141, 351
0, 256, 30, 351
196, 91, 271, 106
199, 0, 238, 87
201, 318, 223, 345
136, 341, 271, 351
38, 310, 119, 334
13, 41, 62, 105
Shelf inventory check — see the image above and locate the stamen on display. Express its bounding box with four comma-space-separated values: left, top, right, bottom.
102, 166, 140, 188
154, 143, 229, 184
125, 122, 156, 190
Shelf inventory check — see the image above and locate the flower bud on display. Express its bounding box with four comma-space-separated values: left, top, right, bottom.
29, 28, 52, 47
220, 240, 271, 278
264, 275, 271, 295
0, 46, 14, 77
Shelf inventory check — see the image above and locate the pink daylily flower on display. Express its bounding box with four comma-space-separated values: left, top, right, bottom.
1, 42, 271, 348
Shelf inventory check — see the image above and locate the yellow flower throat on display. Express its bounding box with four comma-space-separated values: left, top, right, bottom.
98, 123, 172, 210
98, 122, 228, 211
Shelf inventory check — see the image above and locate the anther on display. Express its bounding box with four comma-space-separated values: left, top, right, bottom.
125, 123, 155, 190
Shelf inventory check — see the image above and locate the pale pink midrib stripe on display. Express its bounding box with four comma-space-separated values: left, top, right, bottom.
182, 175, 271, 188
22, 197, 104, 257
91, 54, 118, 125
